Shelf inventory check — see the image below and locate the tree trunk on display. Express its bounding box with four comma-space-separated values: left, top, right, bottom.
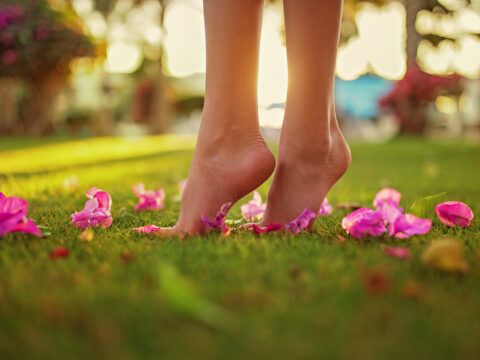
23, 72, 65, 136
146, 49, 171, 134
0, 78, 19, 134
404, 0, 424, 65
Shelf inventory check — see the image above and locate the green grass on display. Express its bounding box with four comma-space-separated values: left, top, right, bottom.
0, 135, 479, 360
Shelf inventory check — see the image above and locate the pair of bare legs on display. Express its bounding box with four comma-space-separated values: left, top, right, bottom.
159, 0, 351, 236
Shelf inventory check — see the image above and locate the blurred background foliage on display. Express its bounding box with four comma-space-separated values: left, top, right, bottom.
0, 0, 479, 138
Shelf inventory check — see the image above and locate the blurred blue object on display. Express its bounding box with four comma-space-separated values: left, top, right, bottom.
334, 75, 394, 119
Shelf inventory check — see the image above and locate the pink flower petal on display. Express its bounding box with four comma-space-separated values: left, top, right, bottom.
0, 194, 41, 237
374, 188, 402, 209
132, 183, 146, 197
319, 198, 333, 216
284, 208, 317, 233
251, 223, 282, 234
389, 213, 432, 239
50, 246, 69, 259
241, 191, 266, 221
93, 191, 112, 211
435, 201, 474, 227
201, 202, 232, 234
133, 185, 165, 211
10, 218, 42, 237
72, 188, 113, 229
86, 187, 103, 199
133, 225, 162, 234
385, 246, 410, 260
341, 208, 387, 238
378, 200, 403, 224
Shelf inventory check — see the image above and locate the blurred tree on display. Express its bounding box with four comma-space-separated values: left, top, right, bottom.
89, 0, 172, 134
0, 0, 94, 136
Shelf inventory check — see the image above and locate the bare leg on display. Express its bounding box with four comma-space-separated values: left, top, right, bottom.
261, 0, 351, 225
159, 0, 275, 236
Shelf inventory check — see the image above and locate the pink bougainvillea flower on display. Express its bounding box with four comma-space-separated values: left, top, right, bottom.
385, 246, 410, 260
284, 208, 317, 233
389, 213, 432, 239
178, 179, 187, 195
341, 208, 387, 238
133, 225, 162, 234
0, 192, 42, 237
319, 198, 333, 216
50, 246, 69, 259
435, 201, 474, 227
201, 202, 232, 234
251, 223, 282, 235
241, 191, 266, 221
373, 188, 402, 209
378, 200, 403, 224
132, 183, 165, 211
71, 187, 113, 229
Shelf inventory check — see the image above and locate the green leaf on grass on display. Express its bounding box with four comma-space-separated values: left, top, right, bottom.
408, 192, 446, 218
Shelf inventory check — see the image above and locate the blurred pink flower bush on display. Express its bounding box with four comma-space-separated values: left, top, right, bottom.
133, 183, 165, 211
0, 192, 42, 237
71, 187, 113, 229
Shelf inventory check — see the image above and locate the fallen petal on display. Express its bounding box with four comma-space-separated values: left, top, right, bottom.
319, 198, 333, 216
241, 191, 266, 221
389, 213, 432, 239
251, 223, 282, 234
201, 202, 232, 234
341, 208, 386, 238
284, 208, 317, 233
374, 188, 402, 209
133, 225, 162, 234
50, 246, 69, 259
385, 246, 410, 260
10, 218, 42, 237
435, 201, 474, 227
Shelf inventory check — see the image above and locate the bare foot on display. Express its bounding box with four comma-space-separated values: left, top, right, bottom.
157, 113, 275, 237
260, 118, 351, 227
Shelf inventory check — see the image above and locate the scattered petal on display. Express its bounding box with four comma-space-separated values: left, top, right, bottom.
341, 208, 387, 238
0, 192, 41, 237
50, 246, 69, 259
362, 269, 391, 296
385, 246, 410, 260
421, 239, 469, 273
133, 183, 165, 211
373, 188, 402, 209
201, 203, 232, 234
435, 201, 474, 227
378, 200, 404, 224
71, 188, 113, 229
319, 198, 333, 216
251, 223, 282, 235
284, 208, 317, 233
241, 191, 266, 221
133, 225, 162, 234
389, 213, 432, 239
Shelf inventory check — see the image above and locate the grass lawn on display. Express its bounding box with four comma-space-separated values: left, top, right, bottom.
0, 135, 479, 360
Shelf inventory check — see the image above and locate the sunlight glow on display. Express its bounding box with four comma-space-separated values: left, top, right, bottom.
336, 2, 406, 80
104, 42, 143, 74
435, 95, 458, 115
